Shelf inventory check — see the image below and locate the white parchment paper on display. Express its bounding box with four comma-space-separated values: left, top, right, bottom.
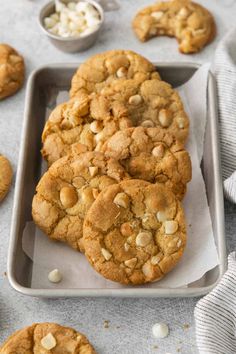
22, 64, 219, 289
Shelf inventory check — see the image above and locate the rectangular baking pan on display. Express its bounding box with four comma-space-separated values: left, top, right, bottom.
7, 62, 227, 297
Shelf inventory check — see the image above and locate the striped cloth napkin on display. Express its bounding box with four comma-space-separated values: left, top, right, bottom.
213, 26, 236, 203
195, 27, 236, 353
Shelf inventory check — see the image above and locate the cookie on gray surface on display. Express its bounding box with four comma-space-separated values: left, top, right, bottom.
132, 0, 216, 54
0, 154, 13, 202
0, 43, 24, 99
0, 322, 96, 353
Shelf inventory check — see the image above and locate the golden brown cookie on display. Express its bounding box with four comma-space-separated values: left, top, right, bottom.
70, 49, 160, 98
0, 322, 96, 353
132, 0, 216, 54
0, 43, 25, 99
101, 127, 191, 200
41, 93, 132, 166
0, 154, 13, 202
83, 180, 186, 285
32, 151, 129, 252
100, 78, 189, 143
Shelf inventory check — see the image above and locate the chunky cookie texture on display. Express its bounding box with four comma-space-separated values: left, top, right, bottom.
0, 154, 13, 202
41, 93, 133, 165
100, 78, 189, 143
83, 180, 186, 285
0, 43, 24, 99
70, 49, 160, 97
102, 127, 191, 200
32, 151, 129, 252
132, 0, 216, 54
0, 323, 96, 354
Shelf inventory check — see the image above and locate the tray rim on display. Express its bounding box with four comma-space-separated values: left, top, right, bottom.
7, 62, 227, 298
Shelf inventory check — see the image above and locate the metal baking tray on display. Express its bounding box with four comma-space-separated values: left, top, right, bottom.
8, 62, 226, 298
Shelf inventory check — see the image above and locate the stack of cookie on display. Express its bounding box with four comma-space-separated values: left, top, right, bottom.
32, 50, 192, 285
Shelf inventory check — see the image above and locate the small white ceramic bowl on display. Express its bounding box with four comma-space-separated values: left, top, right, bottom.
39, 0, 104, 53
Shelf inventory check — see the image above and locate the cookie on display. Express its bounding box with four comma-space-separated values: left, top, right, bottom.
102, 127, 191, 200
83, 179, 186, 285
100, 77, 189, 143
32, 151, 129, 252
132, 0, 216, 54
0, 43, 24, 99
70, 49, 160, 97
42, 93, 132, 166
0, 322, 96, 353
0, 155, 13, 202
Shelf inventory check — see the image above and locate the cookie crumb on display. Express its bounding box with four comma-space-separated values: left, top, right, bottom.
104, 320, 110, 329
4, 271, 7, 277
183, 323, 190, 330
153, 345, 158, 349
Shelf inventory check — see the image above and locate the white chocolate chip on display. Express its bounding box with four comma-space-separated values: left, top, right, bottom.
48, 269, 62, 283
193, 28, 206, 36
177, 117, 186, 129
158, 109, 173, 128
116, 67, 127, 78
127, 236, 133, 244
177, 239, 182, 248
95, 131, 104, 143
164, 220, 178, 235
141, 120, 155, 128
152, 145, 165, 158
101, 248, 112, 261
156, 211, 168, 222
128, 94, 142, 105
41, 333, 57, 350
76, 335, 82, 342
177, 7, 189, 19
151, 11, 164, 20
124, 242, 130, 252
136, 231, 153, 247
113, 192, 129, 208
152, 323, 169, 338
92, 188, 99, 199
89, 166, 99, 177
124, 257, 137, 268
142, 262, 152, 277
151, 255, 161, 265
90, 120, 103, 133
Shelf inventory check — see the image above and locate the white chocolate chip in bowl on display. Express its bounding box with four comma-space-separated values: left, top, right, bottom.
39, 0, 104, 53
164, 220, 178, 235
41, 333, 57, 350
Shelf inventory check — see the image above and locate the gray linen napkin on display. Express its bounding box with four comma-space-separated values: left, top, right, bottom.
213, 26, 236, 203
195, 27, 236, 354
195, 253, 236, 354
